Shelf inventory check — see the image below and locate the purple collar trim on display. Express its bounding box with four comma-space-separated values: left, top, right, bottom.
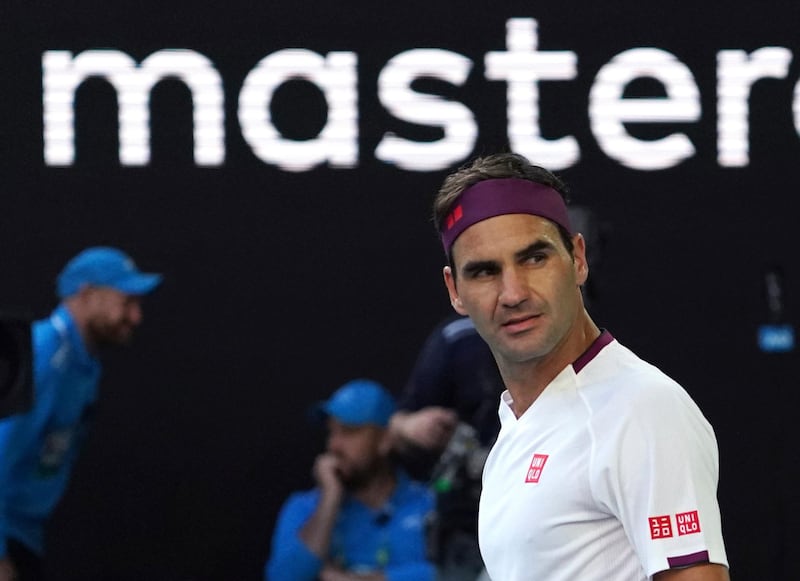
572, 329, 614, 374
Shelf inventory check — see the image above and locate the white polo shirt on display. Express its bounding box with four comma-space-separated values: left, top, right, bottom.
478, 332, 728, 580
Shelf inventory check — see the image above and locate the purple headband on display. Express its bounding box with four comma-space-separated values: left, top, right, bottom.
440, 178, 572, 253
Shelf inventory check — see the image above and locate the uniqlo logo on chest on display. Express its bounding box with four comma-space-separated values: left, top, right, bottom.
676, 510, 701, 536
525, 453, 549, 483
649, 515, 673, 539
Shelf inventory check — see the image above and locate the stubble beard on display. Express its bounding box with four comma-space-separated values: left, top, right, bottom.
88, 319, 134, 347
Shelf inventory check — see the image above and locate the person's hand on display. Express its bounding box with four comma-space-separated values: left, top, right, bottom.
312, 453, 344, 499
0, 558, 17, 581
392, 407, 458, 451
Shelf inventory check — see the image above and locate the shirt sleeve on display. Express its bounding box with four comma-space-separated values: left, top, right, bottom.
0, 415, 32, 558
0, 321, 58, 558
264, 493, 323, 581
592, 378, 728, 576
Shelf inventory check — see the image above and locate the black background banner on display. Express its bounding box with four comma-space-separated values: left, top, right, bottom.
2, 1, 798, 579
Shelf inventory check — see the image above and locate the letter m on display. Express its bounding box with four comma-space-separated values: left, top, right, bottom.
42, 49, 225, 166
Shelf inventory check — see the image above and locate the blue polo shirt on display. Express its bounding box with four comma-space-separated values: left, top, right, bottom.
0, 305, 100, 557
265, 471, 435, 581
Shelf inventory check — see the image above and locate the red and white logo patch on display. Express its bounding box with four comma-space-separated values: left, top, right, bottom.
649, 515, 673, 539
676, 510, 701, 536
445, 204, 463, 229
525, 453, 549, 483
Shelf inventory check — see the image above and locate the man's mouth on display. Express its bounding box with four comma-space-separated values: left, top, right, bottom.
501, 314, 539, 334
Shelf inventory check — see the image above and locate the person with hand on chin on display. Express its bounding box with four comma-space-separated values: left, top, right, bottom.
265, 379, 434, 581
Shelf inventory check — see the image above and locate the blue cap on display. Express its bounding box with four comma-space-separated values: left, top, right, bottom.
56, 246, 162, 298
313, 379, 396, 428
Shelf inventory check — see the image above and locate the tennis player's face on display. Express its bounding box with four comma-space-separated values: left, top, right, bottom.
444, 214, 587, 369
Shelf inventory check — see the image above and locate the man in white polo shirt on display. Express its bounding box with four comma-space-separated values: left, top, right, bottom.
432, 152, 729, 580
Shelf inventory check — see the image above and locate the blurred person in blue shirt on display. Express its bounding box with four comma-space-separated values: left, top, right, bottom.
265, 379, 435, 581
0, 247, 162, 581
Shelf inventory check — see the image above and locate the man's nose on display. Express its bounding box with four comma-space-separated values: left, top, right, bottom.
499, 267, 528, 307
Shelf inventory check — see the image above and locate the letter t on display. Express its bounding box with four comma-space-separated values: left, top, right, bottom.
485, 18, 579, 170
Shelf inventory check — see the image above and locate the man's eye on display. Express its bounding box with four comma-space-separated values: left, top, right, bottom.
469, 267, 496, 279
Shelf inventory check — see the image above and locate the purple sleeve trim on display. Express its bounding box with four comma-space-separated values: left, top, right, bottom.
572, 329, 614, 374
667, 550, 710, 568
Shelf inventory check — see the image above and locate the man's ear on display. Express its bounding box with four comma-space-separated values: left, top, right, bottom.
443, 266, 467, 316
572, 233, 589, 287
73, 283, 95, 304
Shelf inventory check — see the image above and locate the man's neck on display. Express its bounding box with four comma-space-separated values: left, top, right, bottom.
351, 465, 397, 510
500, 312, 600, 418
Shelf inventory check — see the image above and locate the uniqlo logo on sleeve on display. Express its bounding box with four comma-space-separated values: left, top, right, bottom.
676, 510, 701, 536
649, 515, 673, 539
525, 453, 549, 483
